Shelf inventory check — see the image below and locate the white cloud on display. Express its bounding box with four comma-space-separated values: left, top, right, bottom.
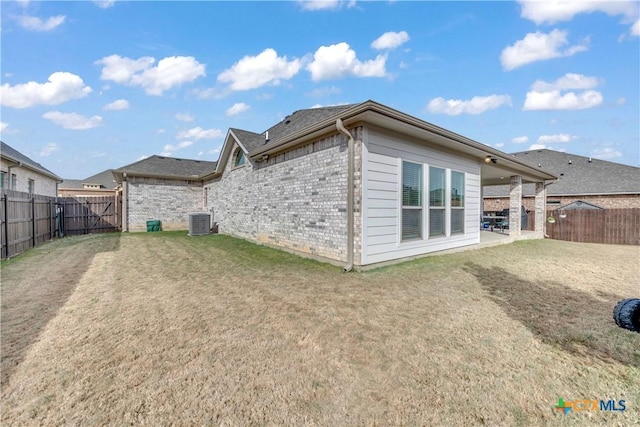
524, 74, 603, 110
96, 54, 206, 95
523, 89, 603, 110
217, 49, 301, 91
43, 111, 103, 130
427, 94, 512, 115
616, 97, 627, 105
531, 73, 599, 92
512, 136, 529, 144
371, 31, 410, 50
0, 122, 8, 132
1, 72, 92, 109
94, 0, 116, 8
156, 128, 166, 134
39, 143, 58, 157
16, 15, 66, 32
16, 0, 30, 8
537, 134, 575, 143
307, 42, 387, 81
176, 126, 222, 140
493, 142, 505, 148
226, 102, 250, 117
591, 147, 622, 159
298, 0, 355, 11
500, 29, 588, 71
528, 143, 549, 150
175, 112, 195, 122
632, 19, 640, 36
103, 99, 129, 111
518, 0, 639, 25
161, 140, 193, 156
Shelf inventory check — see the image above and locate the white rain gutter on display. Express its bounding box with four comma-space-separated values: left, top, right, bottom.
336, 118, 354, 272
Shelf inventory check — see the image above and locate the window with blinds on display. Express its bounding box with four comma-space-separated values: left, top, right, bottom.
429, 167, 445, 237
402, 161, 422, 240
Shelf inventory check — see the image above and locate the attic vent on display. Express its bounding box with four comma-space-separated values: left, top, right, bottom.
189, 213, 211, 236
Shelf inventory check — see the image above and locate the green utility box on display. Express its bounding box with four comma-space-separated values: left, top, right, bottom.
146, 220, 162, 232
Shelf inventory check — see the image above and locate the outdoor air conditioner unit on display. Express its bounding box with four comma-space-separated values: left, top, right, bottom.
188, 213, 211, 236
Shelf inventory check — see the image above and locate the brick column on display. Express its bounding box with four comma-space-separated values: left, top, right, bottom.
509, 175, 522, 237
534, 182, 546, 238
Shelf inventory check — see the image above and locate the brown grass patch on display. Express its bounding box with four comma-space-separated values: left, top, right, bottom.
1, 233, 638, 426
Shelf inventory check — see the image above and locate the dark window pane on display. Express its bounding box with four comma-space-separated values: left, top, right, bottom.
402, 209, 422, 240
429, 209, 445, 237
402, 162, 422, 206
429, 167, 445, 207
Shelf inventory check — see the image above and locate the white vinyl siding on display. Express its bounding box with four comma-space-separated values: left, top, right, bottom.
361, 128, 481, 265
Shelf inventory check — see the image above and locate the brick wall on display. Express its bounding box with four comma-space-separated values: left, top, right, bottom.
205, 129, 359, 264
127, 176, 204, 231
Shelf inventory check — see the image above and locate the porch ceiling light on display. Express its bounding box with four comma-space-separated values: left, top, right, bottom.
485, 155, 498, 164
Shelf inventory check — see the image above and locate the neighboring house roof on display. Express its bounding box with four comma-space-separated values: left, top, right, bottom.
112, 155, 217, 183
559, 200, 604, 210
1, 140, 62, 182
209, 100, 557, 185
484, 149, 640, 197
60, 169, 117, 190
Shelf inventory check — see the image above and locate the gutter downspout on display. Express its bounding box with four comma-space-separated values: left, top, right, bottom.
336, 118, 354, 272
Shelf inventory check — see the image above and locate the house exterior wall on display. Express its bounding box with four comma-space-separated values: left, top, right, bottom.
361, 128, 481, 265
205, 131, 357, 264
484, 193, 640, 212
0, 159, 58, 197
126, 176, 203, 231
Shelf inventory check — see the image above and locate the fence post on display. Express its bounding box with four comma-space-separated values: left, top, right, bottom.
31, 197, 36, 249
3, 194, 8, 258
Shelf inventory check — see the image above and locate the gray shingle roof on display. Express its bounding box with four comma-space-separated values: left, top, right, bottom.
114, 155, 217, 179
227, 105, 357, 153
484, 149, 640, 196
60, 169, 117, 189
229, 128, 265, 152
1, 140, 62, 181
264, 104, 357, 143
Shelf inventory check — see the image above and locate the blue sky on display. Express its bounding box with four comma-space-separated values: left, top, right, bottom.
1, 0, 639, 179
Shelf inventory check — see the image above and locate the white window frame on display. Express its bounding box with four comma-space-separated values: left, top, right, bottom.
450, 170, 465, 235
400, 160, 423, 241
428, 166, 446, 239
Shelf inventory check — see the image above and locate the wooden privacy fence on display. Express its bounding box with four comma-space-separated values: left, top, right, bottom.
1, 190, 121, 259
1, 190, 57, 259
546, 208, 640, 245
